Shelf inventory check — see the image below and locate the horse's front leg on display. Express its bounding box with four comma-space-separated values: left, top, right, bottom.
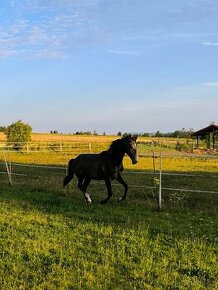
115, 173, 128, 202
100, 178, 113, 204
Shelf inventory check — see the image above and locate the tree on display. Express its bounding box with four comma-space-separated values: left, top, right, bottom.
6, 120, 32, 149
0, 126, 7, 132
117, 131, 122, 136
142, 132, 150, 137
155, 131, 163, 137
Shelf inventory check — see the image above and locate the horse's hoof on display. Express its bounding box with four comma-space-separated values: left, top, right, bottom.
85, 193, 92, 203
85, 199, 92, 204
118, 197, 126, 202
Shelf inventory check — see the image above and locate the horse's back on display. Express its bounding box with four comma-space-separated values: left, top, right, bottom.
73, 153, 107, 179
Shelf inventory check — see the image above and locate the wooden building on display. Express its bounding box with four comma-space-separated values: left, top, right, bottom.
192, 124, 218, 150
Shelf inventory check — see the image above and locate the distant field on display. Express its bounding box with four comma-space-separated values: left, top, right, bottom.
0, 131, 193, 144
0, 132, 118, 143
0, 131, 199, 158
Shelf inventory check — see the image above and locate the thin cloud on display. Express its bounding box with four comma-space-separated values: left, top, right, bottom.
0, 12, 94, 59
9, 0, 102, 12
107, 49, 138, 56
3, 0, 218, 60
202, 42, 218, 46
202, 81, 218, 87
2, 1, 105, 60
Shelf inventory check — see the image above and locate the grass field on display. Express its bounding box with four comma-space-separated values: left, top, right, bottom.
0, 132, 190, 143
1, 132, 127, 143
0, 132, 196, 151
0, 177, 217, 289
0, 134, 217, 289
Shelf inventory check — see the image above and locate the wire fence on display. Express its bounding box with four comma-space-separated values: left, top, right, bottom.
0, 144, 218, 209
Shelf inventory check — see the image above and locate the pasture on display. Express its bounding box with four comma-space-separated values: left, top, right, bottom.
0, 135, 217, 289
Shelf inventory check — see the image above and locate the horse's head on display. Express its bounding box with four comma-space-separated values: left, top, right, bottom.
123, 135, 138, 164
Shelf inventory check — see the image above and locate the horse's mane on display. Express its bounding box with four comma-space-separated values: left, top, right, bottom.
108, 135, 132, 154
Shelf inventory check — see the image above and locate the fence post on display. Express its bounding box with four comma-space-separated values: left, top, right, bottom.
60, 142, 63, 152
89, 142, 92, 152
3, 152, 12, 185
158, 143, 162, 210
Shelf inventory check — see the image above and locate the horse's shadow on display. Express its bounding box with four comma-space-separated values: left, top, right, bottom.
0, 177, 153, 227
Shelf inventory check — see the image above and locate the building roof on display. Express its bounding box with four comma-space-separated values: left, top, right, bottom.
192, 124, 218, 136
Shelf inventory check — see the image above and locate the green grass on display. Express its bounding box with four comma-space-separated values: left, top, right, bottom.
0, 148, 217, 289
0, 167, 218, 289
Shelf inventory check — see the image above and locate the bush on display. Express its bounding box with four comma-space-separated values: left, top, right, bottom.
6, 120, 32, 150
176, 141, 193, 152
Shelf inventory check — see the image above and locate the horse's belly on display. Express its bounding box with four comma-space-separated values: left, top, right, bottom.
84, 166, 105, 180
75, 154, 108, 180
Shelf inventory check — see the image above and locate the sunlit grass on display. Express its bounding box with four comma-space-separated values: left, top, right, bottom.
1, 151, 217, 173
0, 137, 217, 289
0, 182, 217, 289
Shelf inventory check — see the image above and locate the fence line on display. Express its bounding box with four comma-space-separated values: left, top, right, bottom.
8, 162, 66, 170
1, 169, 217, 195
0, 171, 27, 177
92, 181, 218, 195
0, 141, 92, 154
92, 181, 156, 190
1, 140, 217, 158
0, 162, 217, 178
161, 187, 218, 194
0, 151, 217, 159
0, 161, 217, 196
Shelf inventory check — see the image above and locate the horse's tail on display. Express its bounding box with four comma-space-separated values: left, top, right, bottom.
63, 158, 75, 187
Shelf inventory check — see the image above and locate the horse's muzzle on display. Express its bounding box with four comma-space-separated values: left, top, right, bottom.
132, 157, 138, 164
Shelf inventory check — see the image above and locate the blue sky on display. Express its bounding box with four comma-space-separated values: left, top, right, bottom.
0, 0, 218, 134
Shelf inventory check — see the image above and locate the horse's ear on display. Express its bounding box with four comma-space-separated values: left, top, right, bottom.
132, 134, 138, 142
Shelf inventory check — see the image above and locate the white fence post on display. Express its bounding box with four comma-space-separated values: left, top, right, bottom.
3, 152, 12, 185
159, 143, 162, 210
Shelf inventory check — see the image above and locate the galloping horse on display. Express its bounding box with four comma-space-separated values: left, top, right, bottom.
63, 135, 138, 204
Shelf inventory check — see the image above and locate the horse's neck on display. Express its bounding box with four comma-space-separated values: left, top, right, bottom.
108, 149, 125, 166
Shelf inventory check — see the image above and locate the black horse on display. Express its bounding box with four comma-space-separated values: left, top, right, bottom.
63, 135, 138, 204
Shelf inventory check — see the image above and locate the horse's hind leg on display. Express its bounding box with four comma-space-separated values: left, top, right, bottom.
100, 178, 113, 204
77, 175, 84, 192
63, 172, 74, 187
77, 175, 92, 203
82, 177, 92, 203
115, 173, 128, 202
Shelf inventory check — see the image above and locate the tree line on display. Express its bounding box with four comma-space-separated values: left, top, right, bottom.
0, 120, 195, 151
119, 128, 194, 138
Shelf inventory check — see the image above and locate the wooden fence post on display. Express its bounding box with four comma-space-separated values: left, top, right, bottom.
89, 142, 92, 152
